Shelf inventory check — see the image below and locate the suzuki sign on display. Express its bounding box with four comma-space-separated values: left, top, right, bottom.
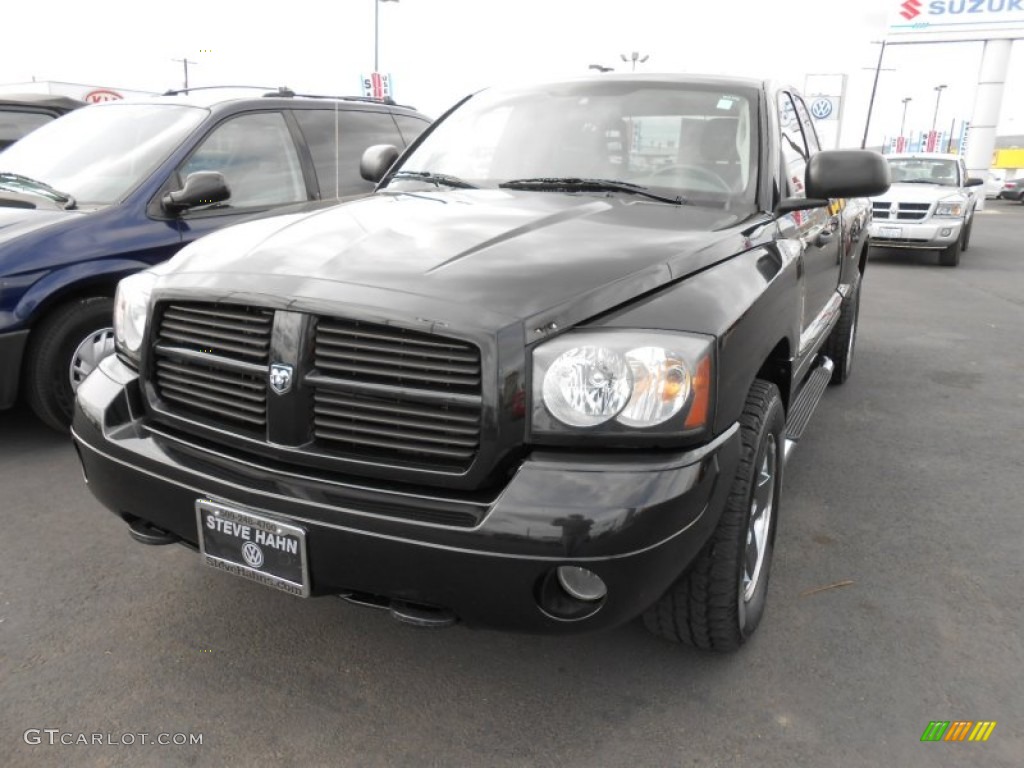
888, 0, 1024, 40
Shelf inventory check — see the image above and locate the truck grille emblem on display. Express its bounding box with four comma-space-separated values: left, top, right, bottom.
269, 364, 294, 395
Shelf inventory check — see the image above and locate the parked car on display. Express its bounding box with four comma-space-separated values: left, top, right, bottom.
997, 176, 1024, 201
0, 93, 85, 151
867, 152, 984, 267
73, 75, 888, 652
983, 170, 1006, 200
0, 88, 431, 429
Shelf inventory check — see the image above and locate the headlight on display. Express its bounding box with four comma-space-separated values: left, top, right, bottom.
934, 199, 964, 217
113, 271, 157, 363
542, 346, 632, 427
532, 330, 714, 441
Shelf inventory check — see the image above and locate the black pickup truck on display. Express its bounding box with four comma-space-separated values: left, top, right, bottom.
72, 75, 889, 652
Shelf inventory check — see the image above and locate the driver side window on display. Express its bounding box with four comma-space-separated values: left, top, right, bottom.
180, 112, 307, 210
778, 92, 810, 199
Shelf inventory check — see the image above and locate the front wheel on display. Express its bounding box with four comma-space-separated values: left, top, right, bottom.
643, 380, 785, 652
938, 238, 961, 267
24, 297, 115, 432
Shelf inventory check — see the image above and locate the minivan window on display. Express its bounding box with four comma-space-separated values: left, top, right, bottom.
180, 112, 306, 208
0, 103, 207, 205
294, 109, 403, 199
0, 110, 53, 151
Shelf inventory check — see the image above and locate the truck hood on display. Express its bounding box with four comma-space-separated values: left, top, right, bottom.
872, 183, 964, 204
163, 189, 758, 335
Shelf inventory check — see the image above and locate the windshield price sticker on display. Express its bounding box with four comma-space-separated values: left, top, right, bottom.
195, 499, 309, 596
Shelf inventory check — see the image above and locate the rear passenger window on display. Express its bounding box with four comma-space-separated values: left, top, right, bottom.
294, 109, 404, 200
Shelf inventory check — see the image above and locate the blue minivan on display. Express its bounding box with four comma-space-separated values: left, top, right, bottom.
0, 88, 431, 429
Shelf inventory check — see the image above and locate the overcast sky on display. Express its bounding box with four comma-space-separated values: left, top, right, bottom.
4, 0, 1023, 148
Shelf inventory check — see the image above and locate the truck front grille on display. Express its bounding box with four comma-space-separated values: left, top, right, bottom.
149, 305, 483, 473
151, 303, 273, 431
872, 202, 931, 221
310, 318, 482, 471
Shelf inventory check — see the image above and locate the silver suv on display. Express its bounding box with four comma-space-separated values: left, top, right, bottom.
868, 153, 985, 267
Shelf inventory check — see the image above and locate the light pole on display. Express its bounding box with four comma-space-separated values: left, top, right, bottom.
588, 64, 614, 73
172, 57, 197, 91
374, 0, 400, 73
931, 84, 947, 132
619, 52, 649, 71
900, 97, 912, 136
860, 40, 888, 149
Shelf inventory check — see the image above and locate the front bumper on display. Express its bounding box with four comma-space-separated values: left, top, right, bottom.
0, 329, 29, 410
868, 218, 964, 250
72, 356, 741, 634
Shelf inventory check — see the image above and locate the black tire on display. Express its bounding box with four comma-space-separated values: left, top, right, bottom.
821, 282, 861, 386
24, 297, 115, 432
938, 238, 960, 267
961, 215, 973, 252
643, 380, 785, 652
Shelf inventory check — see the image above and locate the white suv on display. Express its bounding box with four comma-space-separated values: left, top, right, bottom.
868, 153, 985, 267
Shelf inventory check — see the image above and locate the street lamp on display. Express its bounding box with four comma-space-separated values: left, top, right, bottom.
931, 84, 947, 132
900, 97, 912, 137
619, 52, 649, 71
374, 0, 400, 73
588, 64, 614, 73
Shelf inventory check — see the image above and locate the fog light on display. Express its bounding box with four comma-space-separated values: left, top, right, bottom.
940, 228, 952, 237
556, 566, 607, 602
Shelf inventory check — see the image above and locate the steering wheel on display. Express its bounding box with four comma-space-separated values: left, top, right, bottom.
650, 164, 732, 193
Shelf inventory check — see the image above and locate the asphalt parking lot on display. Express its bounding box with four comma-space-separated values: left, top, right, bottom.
2, 201, 1022, 768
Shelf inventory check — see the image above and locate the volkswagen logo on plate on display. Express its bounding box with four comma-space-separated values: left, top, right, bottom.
269, 363, 293, 395
810, 98, 833, 120
241, 542, 264, 568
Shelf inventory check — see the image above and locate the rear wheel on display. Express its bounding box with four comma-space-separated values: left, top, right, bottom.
24, 297, 115, 432
643, 380, 785, 652
822, 282, 861, 386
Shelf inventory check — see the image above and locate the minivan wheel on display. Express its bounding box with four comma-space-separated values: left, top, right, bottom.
25, 297, 115, 432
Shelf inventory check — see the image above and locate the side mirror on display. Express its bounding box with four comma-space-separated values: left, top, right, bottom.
360, 144, 400, 183
805, 150, 891, 199
162, 171, 230, 213
965, 177, 985, 187
776, 197, 829, 214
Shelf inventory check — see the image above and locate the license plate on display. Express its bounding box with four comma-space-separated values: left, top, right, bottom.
196, 499, 309, 597
879, 226, 902, 239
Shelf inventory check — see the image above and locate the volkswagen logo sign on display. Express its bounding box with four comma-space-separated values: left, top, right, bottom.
810, 98, 833, 120
241, 542, 264, 568
269, 363, 293, 395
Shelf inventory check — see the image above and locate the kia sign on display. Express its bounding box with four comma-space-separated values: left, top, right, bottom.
888, 0, 1024, 41
84, 89, 123, 104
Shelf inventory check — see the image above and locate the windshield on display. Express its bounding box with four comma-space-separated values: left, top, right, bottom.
390, 80, 759, 207
887, 157, 960, 187
0, 103, 207, 205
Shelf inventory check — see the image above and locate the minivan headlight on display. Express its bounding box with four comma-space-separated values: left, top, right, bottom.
113, 271, 157, 363
532, 330, 714, 440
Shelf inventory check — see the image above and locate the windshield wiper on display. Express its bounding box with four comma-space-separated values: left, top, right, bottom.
498, 177, 685, 205
391, 170, 477, 189
0, 172, 77, 209
895, 179, 946, 185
